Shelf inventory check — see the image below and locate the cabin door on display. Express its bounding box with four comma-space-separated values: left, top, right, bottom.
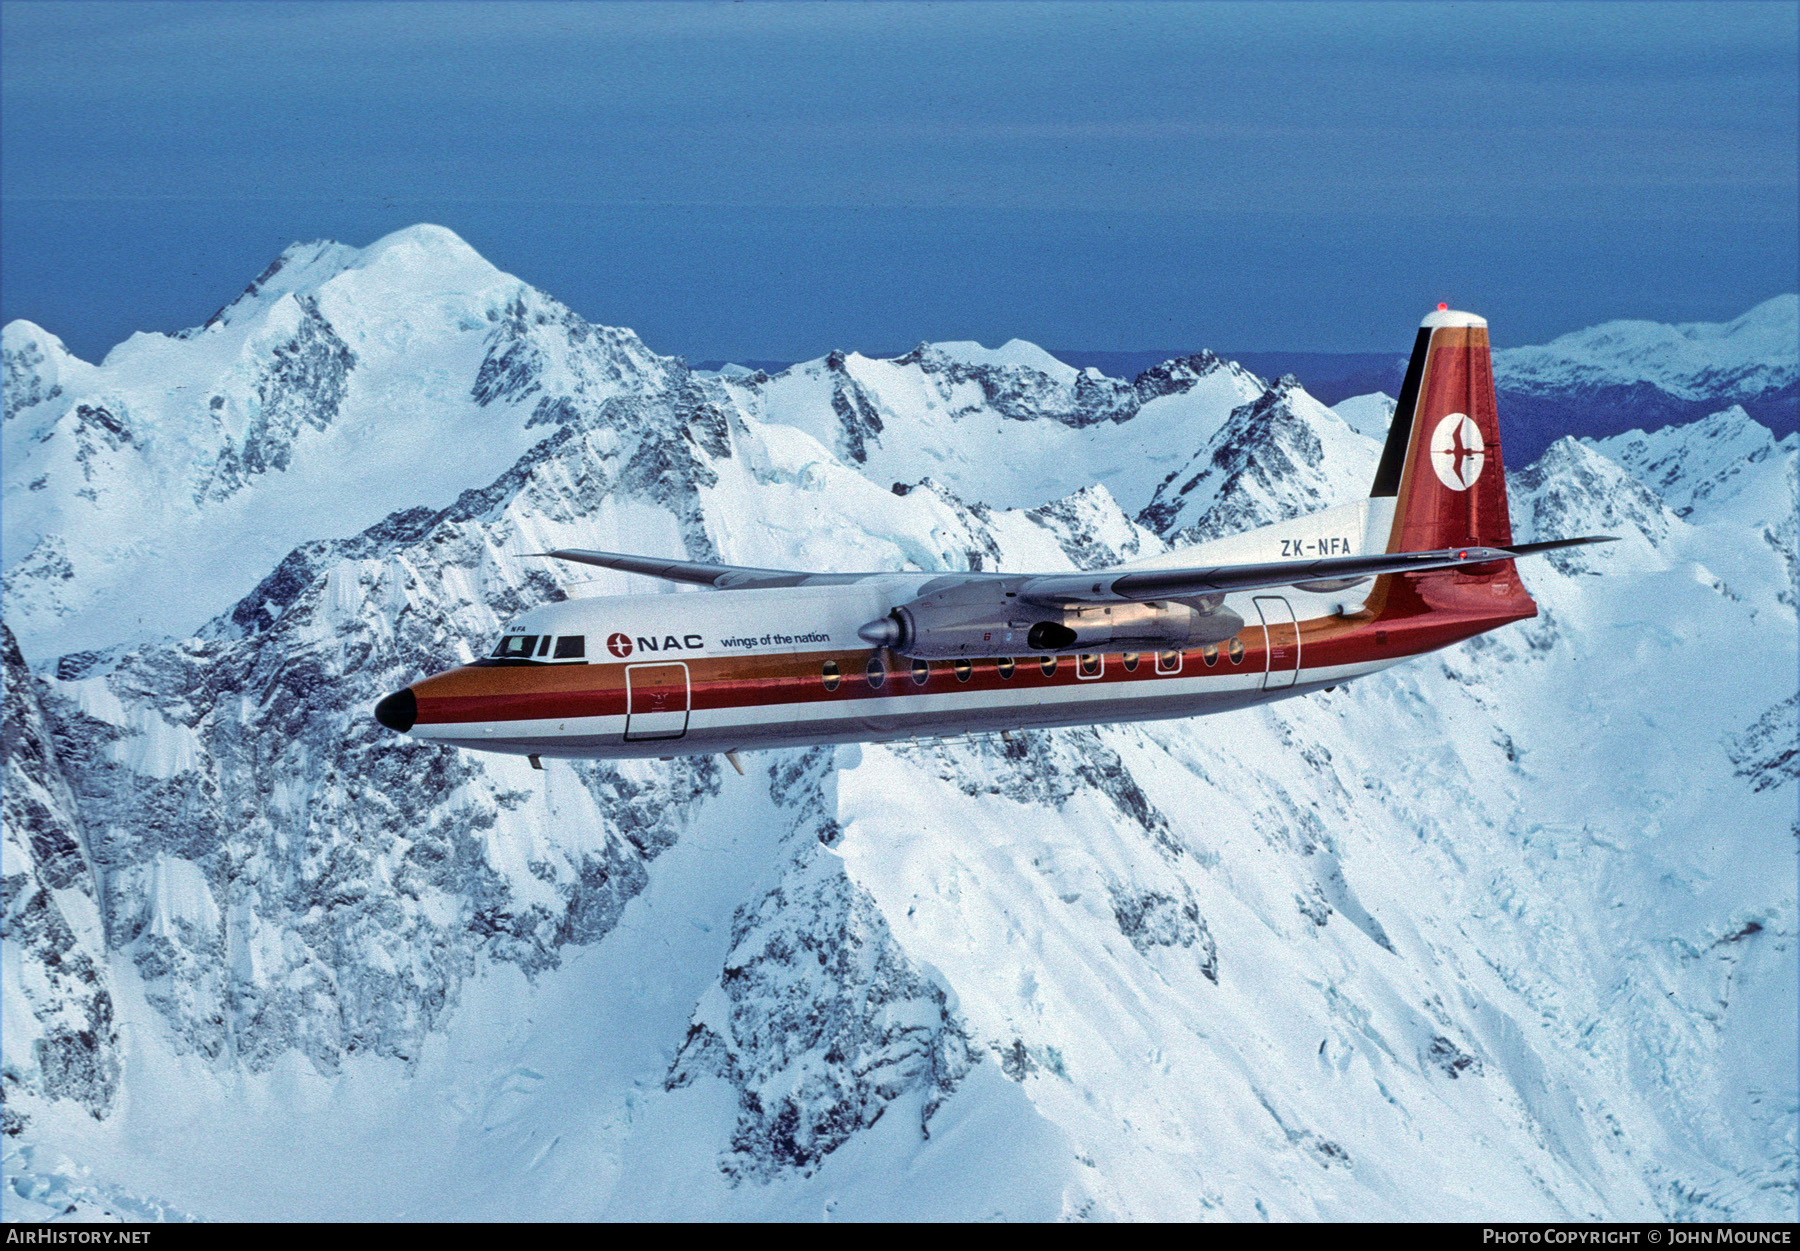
624, 663, 690, 740
1254, 597, 1300, 690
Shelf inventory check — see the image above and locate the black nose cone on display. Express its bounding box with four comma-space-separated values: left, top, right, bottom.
374, 688, 417, 733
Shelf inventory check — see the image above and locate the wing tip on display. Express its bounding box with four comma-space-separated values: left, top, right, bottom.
1507, 535, 1620, 556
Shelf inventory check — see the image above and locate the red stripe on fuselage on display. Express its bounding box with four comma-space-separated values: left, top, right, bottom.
409, 572, 1534, 728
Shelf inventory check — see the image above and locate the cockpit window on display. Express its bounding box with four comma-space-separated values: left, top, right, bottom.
536, 636, 552, 657
493, 635, 538, 660
554, 635, 585, 660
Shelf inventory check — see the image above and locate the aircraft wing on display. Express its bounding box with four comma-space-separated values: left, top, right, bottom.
536, 548, 881, 590
1017, 536, 1615, 603
537, 535, 1614, 600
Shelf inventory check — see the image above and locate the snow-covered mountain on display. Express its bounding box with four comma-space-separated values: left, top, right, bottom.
735, 342, 1267, 514
0, 224, 1295, 663
1497, 296, 1797, 404
2, 228, 1793, 1221
2, 226, 679, 662
1137, 379, 1379, 544
1491, 295, 1798, 462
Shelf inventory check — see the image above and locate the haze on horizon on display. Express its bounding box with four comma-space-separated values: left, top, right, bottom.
2, 0, 1794, 366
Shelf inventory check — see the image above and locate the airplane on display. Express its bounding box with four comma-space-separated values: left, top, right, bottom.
373, 307, 1610, 767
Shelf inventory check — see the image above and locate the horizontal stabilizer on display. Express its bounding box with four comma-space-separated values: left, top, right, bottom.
1504, 536, 1619, 556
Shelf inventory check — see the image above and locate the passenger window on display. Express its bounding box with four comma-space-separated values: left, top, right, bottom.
953, 659, 972, 682
996, 657, 1015, 680
1156, 650, 1181, 674
536, 636, 552, 657
822, 660, 841, 691
911, 659, 930, 686
1121, 652, 1139, 672
1201, 643, 1218, 667
866, 656, 886, 689
554, 636, 585, 660
1040, 654, 1059, 677
1078, 653, 1101, 677
1227, 637, 1245, 664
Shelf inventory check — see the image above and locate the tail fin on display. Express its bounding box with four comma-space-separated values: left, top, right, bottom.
1363, 307, 1539, 634
1370, 308, 1514, 554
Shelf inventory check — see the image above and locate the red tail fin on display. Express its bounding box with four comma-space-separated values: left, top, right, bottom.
1366, 308, 1536, 633
1371, 308, 1515, 553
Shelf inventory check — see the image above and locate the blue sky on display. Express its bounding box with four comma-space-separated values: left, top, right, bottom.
2, 0, 1794, 363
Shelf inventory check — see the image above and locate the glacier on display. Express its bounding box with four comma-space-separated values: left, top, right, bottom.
2, 225, 1793, 1221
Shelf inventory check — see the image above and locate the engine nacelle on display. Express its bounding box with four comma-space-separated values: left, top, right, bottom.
857, 577, 1244, 659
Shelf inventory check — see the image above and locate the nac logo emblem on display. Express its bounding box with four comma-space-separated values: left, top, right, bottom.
1430, 413, 1485, 491
606, 632, 634, 659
